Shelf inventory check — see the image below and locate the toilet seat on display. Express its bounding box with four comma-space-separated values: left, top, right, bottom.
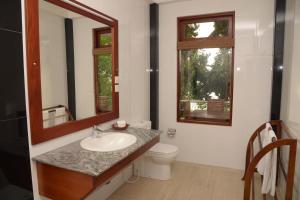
147, 143, 178, 157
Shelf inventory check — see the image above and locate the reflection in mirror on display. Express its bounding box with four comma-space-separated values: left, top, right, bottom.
93, 28, 113, 113
39, 0, 113, 128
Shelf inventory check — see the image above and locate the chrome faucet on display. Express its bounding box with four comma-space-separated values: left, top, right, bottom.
92, 125, 104, 138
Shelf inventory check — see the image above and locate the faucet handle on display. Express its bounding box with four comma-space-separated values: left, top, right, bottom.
92, 125, 101, 138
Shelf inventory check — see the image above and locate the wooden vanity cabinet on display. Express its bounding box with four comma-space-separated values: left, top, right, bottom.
36, 136, 159, 200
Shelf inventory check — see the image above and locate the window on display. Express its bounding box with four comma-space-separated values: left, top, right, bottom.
177, 12, 234, 126
93, 28, 113, 113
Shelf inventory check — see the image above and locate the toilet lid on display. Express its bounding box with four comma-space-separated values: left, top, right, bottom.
149, 143, 178, 154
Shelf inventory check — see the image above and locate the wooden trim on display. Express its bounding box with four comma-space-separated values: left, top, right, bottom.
94, 27, 112, 34
176, 11, 235, 126
177, 118, 231, 126
93, 47, 112, 55
180, 16, 232, 26
25, 0, 119, 144
230, 8, 235, 125
112, 22, 119, 117
178, 38, 234, 50
37, 163, 94, 200
67, 0, 117, 22
177, 11, 235, 22
94, 27, 112, 48
45, 0, 114, 26
36, 135, 159, 200
93, 28, 99, 116
93, 27, 117, 115
25, 0, 43, 137
178, 11, 235, 41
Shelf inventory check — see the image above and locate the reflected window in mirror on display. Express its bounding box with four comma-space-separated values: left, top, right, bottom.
93, 28, 113, 114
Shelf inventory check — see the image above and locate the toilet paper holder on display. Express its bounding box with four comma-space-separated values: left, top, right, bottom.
167, 128, 176, 138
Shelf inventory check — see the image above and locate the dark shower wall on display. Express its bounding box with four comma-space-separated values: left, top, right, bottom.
0, 0, 33, 199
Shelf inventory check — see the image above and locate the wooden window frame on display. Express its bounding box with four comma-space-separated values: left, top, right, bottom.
25, 0, 119, 144
177, 11, 235, 126
94, 28, 112, 48
93, 27, 114, 114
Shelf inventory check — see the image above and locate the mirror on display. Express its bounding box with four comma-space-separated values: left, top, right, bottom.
25, 0, 119, 144
39, 0, 114, 128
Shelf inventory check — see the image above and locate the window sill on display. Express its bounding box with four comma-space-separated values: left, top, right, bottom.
177, 117, 232, 126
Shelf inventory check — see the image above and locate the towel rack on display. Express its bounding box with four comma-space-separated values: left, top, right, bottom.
42, 105, 74, 121
242, 120, 297, 200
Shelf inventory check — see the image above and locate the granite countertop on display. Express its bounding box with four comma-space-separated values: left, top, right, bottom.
33, 128, 161, 177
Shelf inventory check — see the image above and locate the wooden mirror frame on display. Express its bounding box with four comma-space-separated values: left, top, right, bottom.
25, 0, 119, 144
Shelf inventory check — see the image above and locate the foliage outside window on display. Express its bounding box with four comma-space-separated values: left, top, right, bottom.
177, 12, 235, 125
93, 28, 113, 113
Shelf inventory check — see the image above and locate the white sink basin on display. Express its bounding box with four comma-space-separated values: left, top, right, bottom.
80, 132, 137, 152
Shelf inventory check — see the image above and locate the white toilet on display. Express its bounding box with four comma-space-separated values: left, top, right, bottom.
140, 143, 178, 180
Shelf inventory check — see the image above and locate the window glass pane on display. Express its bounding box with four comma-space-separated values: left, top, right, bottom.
98, 32, 112, 47
179, 48, 232, 121
96, 54, 113, 113
184, 20, 229, 39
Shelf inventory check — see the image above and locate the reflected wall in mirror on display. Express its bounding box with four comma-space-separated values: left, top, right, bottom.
25, 0, 119, 144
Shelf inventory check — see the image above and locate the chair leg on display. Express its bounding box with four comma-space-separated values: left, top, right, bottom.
243, 142, 251, 180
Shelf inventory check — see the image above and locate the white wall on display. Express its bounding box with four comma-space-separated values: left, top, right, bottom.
39, 10, 68, 109
159, 0, 275, 170
281, 0, 300, 198
21, 0, 150, 199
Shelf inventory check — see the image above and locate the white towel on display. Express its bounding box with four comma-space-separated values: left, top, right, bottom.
42, 110, 55, 128
257, 125, 277, 196
54, 107, 68, 125
261, 123, 272, 141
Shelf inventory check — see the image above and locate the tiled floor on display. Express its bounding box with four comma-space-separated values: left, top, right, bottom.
107, 161, 277, 200
107, 161, 246, 200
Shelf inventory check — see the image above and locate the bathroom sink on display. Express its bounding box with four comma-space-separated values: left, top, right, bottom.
80, 132, 137, 152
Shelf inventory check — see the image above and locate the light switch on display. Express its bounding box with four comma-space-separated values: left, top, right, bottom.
115, 76, 119, 84
115, 85, 119, 92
